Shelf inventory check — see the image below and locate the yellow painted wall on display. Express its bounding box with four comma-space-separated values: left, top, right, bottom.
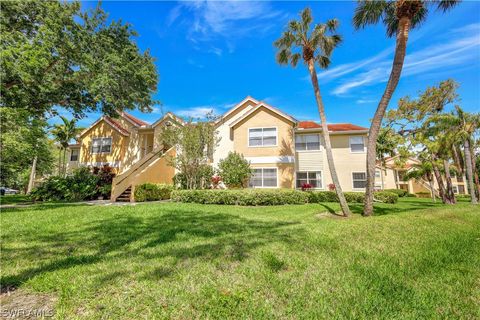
80, 120, 128, 172
232, 107, 295, 157
132, 148, 176, 187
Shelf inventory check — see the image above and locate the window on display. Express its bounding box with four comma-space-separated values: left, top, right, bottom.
249, 168, 278, 188
375, 169, 381, 178
70, 149, 79, 161
350, 136, 365, 153
458, 185, 465, 194
91, 137, 112, 154
352, 172, 367, 189
296, 171, 322, 189
248, 128, 277, 147
452, 185, 459, 194
295, 134, 320, 151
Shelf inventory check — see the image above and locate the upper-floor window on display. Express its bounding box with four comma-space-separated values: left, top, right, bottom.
375, 169, 381, 178
352, 172, 367, 189
248, 128, 277, 147
249, 168, 278, 188
70, 149, 79, 161
295, 134, 320, 151
92, 137, 112, 154
349, 136, 365, 153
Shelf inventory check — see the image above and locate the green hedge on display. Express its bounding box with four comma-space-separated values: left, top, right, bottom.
171, 189, 308, 206
383, 188, 415, 198
134, 183, 174, 202
374, 191, 398, 204
171, 189, 398, 206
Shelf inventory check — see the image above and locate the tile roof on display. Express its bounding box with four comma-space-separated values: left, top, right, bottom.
123, 112, 149, 126
298, 121, 368, 132
105, 116, 130, 135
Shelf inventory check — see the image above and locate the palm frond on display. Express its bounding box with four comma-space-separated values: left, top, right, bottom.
276, 48, 291, 66
326, 18, 339, 32
434, 0, 461, 12
353, 0, 387, 30
316, 55, 331, 69
290, 53, 301, 67
300, 7, 313, 33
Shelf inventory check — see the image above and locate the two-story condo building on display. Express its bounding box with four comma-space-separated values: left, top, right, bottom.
67, 96, 467, 201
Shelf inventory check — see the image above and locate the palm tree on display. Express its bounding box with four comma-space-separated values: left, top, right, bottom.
274, 8, 350, 216
429, 107, 479, 204
51, 116, 79, 176
353, 0, 460, 216
404, 159, 436, 202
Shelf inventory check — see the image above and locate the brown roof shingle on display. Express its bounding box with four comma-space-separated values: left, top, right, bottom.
298, 121, 368, 132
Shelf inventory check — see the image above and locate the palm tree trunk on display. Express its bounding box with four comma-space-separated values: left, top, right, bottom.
307, 59, 350, 217
364, 17, 411, 216
431, 157, 447, 204
443, 159, 456, 204
428, 176, 436, 203
470, 143, 480, 201
464, 138, 477, 204
58, 148, 62, 175
62, 148, 67, 177
27, 156, 38, 194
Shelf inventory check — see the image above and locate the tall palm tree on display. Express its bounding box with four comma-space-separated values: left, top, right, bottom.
353, 0, 460, 216
51, 116, 79, 176
274, 8, 350, 216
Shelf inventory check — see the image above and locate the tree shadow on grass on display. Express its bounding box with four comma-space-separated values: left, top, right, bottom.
1, 207, 301, 289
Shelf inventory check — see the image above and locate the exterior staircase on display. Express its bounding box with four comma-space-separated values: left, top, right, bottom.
116, 186, 132, 202
111, 146, 175, 202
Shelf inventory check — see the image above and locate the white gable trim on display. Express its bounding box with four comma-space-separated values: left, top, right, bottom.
215, 96, 259, 125
229, 102, 297, 128
78, 116, 130, 138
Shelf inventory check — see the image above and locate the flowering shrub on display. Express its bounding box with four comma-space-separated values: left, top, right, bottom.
211, 176, 222, 189
301, 183, 312, 191
328, 183, 336, 191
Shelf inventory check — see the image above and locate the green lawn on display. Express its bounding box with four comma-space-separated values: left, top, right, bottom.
1, 198, 479, 319
0, 194, 31, 205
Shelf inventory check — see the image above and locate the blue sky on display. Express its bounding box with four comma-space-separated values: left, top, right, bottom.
57, 1, 480, 128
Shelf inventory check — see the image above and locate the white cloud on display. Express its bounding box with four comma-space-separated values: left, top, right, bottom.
177, 106, 216, 118
331, 29, 480, 96
169, 0, 285, 54
356, 99, 377, 104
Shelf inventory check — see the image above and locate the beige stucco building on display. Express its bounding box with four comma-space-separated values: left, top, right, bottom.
67, 96, 467, 201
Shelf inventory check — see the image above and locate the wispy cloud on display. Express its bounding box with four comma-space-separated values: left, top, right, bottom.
330, 25, 480, 96
168, 0, 286, 54
356, 99, 377, 104
177, 106, 216, 118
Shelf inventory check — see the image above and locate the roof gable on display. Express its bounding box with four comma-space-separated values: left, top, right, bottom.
79, 116, 130, 138
229, 102, 296, 128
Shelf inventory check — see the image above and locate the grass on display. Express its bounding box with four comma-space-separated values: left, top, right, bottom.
1, 198, 479, 319
0, 194, 31, 205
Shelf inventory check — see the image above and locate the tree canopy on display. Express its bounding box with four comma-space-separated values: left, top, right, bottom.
1, 0, 158, 118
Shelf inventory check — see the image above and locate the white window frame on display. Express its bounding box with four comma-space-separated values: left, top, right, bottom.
295, 171, 323, 189
452, 185, 459, 194
70, 149, 79, 162
248, 127, 278, 147
352, 171, 367, 190
349, 136, 366, 153
91, 137, 112, 154
295, 134, 321, 152
249, 167, 278, 188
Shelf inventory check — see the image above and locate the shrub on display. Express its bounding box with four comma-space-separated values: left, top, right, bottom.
171, 189, 308, 206
416, 192, 432, 198
384, 189, 408, 197
134, 183, 174, 202
374, 191, 398, 204
307, 191, 338, 203
31, 166, 116, 201
218, 152, 252, 188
